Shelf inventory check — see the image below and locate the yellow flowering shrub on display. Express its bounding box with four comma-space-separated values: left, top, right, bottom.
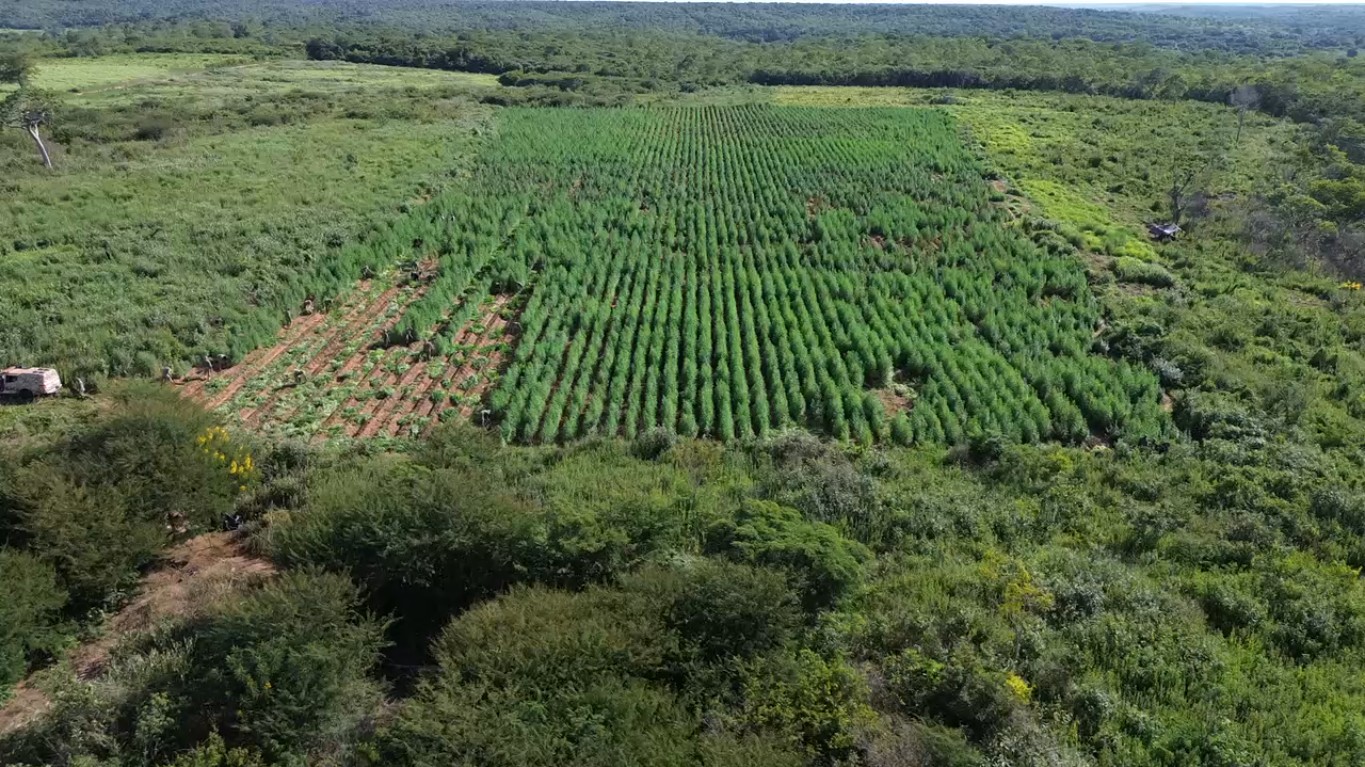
197, 425, 257, 493
1004, 673, 1033, 703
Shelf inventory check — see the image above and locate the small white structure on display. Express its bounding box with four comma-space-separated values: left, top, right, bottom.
1, 367, 62, 398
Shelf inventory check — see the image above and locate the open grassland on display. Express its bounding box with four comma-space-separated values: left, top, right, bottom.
325, 105, 1164, 445
25, 53, 248, 91
53, 58, 500, 107
4, 56, 499, 106
0, 54, 495, 379
1, 115, 489, 375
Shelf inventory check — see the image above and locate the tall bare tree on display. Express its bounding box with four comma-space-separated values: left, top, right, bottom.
1165, 85, 1259, 225
1230, 84, 1261, 146
1, 53, 56, 170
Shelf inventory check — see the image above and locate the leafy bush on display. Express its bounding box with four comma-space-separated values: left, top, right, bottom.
739, 649, 874, 765
382, 584, 683, 766
0, 571, 383, 767
0, 548, 67, 693
8, 463, 163, 610
756, 433, 885, 543
624, 559, 801, 689
1113, 257, 1176, 287
181, 570, 386, 761
54, 382, 240, 533
706, 500, 869, 612
381, 575, 810, 767
268, 456, 669, 647
882, 647, 1020, 741
166, 733, 267, 767
632, 427, 680, 460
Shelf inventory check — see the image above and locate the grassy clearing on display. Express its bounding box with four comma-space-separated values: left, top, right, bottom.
26, 53, 249, 91
1, 114, 489, 376
0, 54, 495, 378
7, 56, 501, 106
773, 85, 1296, 264
61, 59, 500, 108
773, 86, 1292, 208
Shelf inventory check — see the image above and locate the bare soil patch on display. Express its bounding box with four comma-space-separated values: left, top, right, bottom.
180, 278, 519, 439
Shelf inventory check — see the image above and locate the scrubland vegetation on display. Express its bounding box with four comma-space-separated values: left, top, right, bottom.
5, 2, 1365, 766
6, 386, 1365, 766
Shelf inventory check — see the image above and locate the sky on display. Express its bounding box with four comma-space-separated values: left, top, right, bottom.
650, 1, 1365, 5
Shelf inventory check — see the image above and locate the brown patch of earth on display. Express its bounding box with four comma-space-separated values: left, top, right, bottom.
0, 533, 275, 736
870, 385, 914, 415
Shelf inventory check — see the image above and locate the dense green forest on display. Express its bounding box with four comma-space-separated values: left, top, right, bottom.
5, 2, 1365, 766
6, 1, 1365, 52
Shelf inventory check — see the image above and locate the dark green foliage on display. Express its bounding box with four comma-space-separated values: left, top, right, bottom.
55, 383, 238, 532
756, 434, 887, 543
0, 390, 262, 708
166, 734, 267, 767
738, 649, 873, 765
5, 462, 162, 610
266, 445, 689, 649
625, 560, 801, 681
13, 2, 1365, 55
0, 570, 384, 767
180, 570, 386, 761
1, 384, 239, 610
0, 548, 67, 693
706, 500, 869, 613
632, 427, 680, 460
378, 580, 808, 767
882, 648, 1020, 740
265, 460, 551, 638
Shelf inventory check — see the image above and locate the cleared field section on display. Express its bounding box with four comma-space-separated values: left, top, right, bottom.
181, 279, 513, 441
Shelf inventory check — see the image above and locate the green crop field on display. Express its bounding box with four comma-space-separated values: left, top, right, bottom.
342, 105, 1164, 444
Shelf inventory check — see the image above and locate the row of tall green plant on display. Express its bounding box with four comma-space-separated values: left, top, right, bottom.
376, 105, 1163, 444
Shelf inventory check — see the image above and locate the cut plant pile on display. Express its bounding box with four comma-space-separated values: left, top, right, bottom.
0, 533, 275, 736
180, 280, 516, 440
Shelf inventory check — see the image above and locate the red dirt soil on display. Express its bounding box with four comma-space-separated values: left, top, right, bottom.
238, 284, 405, 427
196, 311, 330, 409
181, 278, 518, 440
364, 295, 515, 439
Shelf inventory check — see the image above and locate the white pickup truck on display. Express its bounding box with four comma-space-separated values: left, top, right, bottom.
1, 367, 62, 400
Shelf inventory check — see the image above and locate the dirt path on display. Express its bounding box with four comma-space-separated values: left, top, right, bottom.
0, 533, 275, 737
